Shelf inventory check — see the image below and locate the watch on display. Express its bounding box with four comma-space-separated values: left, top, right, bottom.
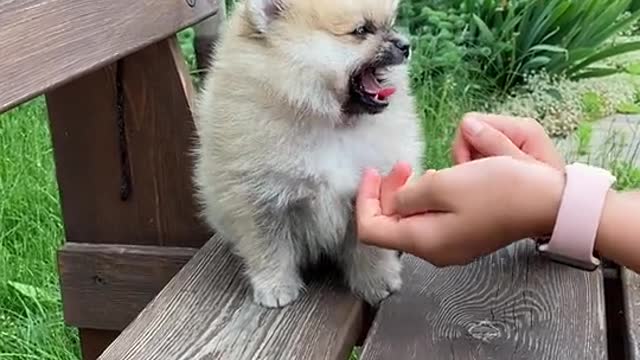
535, 162, 616, 271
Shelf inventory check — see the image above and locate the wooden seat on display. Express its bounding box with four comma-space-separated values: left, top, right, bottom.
97, 239, 365, 360
97, 238, 610, 360
0, 1, 636, 359
361, 243, 607, 359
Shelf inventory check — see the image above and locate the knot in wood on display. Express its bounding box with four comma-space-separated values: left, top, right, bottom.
93, 275, 107, 286
186, 0, 196, 7
467, 320, 502, 342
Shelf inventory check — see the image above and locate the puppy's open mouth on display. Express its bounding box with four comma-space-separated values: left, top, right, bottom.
349, 66, 396, 114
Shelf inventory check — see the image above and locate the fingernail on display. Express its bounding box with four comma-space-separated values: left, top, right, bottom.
463, 117, 484, 136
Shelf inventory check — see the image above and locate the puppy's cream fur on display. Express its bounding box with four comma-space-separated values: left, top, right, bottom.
193, 0, 424, 308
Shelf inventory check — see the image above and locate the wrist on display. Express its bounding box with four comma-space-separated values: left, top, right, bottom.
593, 189, 619, 258
535, 163, 616, 270
523, 164, 566, 238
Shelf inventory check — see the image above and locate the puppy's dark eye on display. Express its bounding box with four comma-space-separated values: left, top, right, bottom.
352, 26, 367, 36
351, 22, 375, 37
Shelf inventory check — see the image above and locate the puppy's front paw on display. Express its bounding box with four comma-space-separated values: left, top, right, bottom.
348, 253, 403, 306
252, 281, 303, 308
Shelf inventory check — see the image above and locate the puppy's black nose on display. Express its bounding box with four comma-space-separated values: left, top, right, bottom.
392, 38, 411, 59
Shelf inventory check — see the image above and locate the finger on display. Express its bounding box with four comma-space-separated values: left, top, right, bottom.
452, 127, 472, 164
380, 162, 413, 215
355, 167, 383, 220
356, 168, 411, 249
463, 112, 533, 148
463, 113, 564, 168
393, 169, 446, 216
460, 116, 530, 160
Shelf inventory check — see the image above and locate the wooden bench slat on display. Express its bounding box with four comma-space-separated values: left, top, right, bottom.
0, 0, 218, 113
361, 241, 608, 360
622, 268, 640, 359
97, 236, 365, 360
58, 243, 197, 331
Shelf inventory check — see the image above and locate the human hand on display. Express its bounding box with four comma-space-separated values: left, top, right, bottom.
453, 113, 565, 169
356, 157, 565, 267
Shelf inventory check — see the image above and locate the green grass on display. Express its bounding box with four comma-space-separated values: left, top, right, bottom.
0, 98, 79, 359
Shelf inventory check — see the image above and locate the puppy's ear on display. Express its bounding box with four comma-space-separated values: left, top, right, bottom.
246, 0, 286, 33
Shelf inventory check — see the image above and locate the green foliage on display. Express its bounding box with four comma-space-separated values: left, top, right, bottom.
581, 91, 605, 121
611, 161, 640, 190
616, 85, 640, 113
400, 0, 640, 92
575, 121, 593, 156
617, 102, 640, 113
624, 61, 640, 75
178, 28, 197, 72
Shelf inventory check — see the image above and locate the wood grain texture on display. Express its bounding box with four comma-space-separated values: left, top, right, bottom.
361, 240, 608, 360
46, 38, 211, 248
0, 0, 218, 112
622, 268, 640, 359
58, 243, 196, 330
98, 236, 365, 360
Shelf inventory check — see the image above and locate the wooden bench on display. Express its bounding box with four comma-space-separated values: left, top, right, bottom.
0, 1, 637, 359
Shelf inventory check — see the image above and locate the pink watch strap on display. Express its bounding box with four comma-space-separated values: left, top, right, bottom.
538, 163, 616, 270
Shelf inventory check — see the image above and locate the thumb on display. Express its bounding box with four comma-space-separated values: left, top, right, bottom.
461, 116, 529, 160
393, 169, 446, 216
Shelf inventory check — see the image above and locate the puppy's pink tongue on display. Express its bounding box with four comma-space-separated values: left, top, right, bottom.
362, 71, 396, 101
377, 87, 396, 99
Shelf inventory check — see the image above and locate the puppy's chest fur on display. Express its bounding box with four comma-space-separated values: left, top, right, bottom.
259, 119, 413, 255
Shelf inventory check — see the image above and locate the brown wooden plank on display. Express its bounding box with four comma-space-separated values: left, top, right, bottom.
0, 0, 218, 113
97, 236, 365, 360
361, 240, 608, 360
58, 243, 196, 331
622, 268, 640, 359
46, 37, 211, 248
80, 330, 121, 360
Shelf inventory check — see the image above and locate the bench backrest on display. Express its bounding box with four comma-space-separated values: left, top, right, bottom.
0, 0, 217, 113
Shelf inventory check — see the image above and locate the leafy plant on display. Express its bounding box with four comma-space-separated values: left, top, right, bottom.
617, 102, 640, 113
471, 0, 640, 88
400, 0, 640, 92
611, 161, 640, 190
582, 91, 605, 121
575, 121, 593, 156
